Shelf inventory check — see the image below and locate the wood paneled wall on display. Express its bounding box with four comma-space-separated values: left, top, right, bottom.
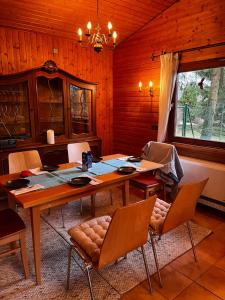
113, 0, 225, 156
0, 26, 113, 155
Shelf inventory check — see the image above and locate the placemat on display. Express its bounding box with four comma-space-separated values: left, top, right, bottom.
103, 159, 141, 168
53, 167, 95, 181
88, 162, 117, 175
26, 173, 66, 189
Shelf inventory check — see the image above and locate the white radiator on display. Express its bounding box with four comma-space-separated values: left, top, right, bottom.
179, 156, 225, 212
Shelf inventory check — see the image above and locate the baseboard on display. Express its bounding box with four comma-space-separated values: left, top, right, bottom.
198, 195, 225, 213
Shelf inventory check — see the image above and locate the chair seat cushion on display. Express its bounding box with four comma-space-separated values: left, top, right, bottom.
150, 199, 171, 233
68, 215, 111, 263
131, 174, 161, 187
0, 209, 25, 239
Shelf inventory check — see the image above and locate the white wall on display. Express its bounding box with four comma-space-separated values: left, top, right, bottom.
180, 156, 225, 203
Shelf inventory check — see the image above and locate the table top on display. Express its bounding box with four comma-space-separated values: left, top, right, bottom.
0, 154, 163, 209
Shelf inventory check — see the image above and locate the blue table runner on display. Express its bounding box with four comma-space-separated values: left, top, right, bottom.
25, 158, 136, 190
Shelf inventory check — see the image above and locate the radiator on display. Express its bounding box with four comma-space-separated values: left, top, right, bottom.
179, 156, 225, 212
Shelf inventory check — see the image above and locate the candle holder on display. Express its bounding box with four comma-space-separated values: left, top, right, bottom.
138, 81, 154, 96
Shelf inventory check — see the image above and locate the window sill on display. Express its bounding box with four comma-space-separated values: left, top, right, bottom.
172, 142, 225, 164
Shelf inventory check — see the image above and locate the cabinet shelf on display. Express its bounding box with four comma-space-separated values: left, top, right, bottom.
0, 60, 99, 174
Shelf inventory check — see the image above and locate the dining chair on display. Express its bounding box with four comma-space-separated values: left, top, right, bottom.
67, 142, 113, 216
67, 142, 91, 163
8, 150, 65, 226
8, 150, 42, 173
66, 196, 157, 299
0, 208, 29, 279
149, 178, 208, 287
130, 141, 183, 201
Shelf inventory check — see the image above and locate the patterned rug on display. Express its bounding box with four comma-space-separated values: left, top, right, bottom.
0, 188, 211, 300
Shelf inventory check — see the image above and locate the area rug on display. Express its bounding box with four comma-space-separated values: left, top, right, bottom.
0, 189, 212, 300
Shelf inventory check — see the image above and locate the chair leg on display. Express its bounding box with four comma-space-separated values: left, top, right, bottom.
186, 221, 197, 262
19, 231, 29, 279
61, 206, 65, 228
66, 246, 72, 290
86, 265, 94, 300
145, 189, 149, 200
141, 245, 152, 293
149, 230, 162, 287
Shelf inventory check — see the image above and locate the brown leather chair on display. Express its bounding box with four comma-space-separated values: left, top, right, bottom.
66, 196, 157, 299
149, 178, 208, 287
0, 208, 29, 279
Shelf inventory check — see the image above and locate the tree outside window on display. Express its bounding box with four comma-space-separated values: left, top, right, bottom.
175, 66, 225, 143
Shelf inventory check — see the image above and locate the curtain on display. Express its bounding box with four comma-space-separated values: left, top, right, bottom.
157, 53, 179, 142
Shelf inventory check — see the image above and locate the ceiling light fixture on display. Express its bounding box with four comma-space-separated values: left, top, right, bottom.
77, 0, 117, 53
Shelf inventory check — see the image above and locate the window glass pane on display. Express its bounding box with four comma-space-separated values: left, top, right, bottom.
70, 84, 92, 134
175, 67, 225, 142
0, 82, 31, 139
37, 77, 64, 136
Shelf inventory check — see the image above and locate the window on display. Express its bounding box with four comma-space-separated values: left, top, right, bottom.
170, 59, 225, 148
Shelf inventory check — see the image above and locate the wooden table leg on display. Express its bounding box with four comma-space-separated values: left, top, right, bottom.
30, 206, 41, 285
122, 180, 129, 206
7, 194, 16, 210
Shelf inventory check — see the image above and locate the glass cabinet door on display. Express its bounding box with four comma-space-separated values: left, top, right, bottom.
0, 82, 31, 139
37, 76, 65, 137
69, 84, 93, 135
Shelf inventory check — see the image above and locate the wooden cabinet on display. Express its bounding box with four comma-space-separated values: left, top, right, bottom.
0, 60, 101, 174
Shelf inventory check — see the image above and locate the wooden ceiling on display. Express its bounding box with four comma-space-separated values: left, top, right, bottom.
0, 0, 178, 44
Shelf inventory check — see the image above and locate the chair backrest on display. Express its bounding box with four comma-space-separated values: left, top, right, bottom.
67, 142, 90, 163
8, 150, 42, 174
161, 178, 208, 234
98, 196, 156, 269
142, 141, 175, 164
142, 141, 184, 182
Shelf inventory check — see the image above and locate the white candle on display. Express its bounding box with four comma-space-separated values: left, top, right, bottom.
47, 129, 55, 144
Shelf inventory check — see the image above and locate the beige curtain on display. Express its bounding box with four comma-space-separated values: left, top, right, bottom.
157, 53, 179, 142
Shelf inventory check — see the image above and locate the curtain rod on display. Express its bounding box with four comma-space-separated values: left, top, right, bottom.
151, 41, 225, 61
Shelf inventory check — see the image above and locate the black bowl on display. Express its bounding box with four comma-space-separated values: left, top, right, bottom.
68, 177, 91, 187
117, 166, 136, 174
5, 178, 30, 189
127, 156, 142, 163
41, 165, 59, 172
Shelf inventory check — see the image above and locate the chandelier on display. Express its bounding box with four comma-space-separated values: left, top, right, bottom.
77, 0, 117, 53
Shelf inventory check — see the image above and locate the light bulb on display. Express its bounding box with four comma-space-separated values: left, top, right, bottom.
78, 28, 82, 41
86, 21, 92, 36
108, 21, 112, 32
149, 81, 153, 96
112, 31, 117, 45
87, 21, 92, 30
138, 81, 142, 92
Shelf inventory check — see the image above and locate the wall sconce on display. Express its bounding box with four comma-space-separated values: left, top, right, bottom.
138, 81, 154, 96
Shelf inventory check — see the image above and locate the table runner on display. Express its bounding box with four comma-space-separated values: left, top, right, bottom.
102, 158, 141, 168
25, 158, 134, 190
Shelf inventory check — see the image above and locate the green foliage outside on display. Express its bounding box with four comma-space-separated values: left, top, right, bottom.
176, 67, 225, 142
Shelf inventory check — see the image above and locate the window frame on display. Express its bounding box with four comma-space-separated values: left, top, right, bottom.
168, 58, 225, 150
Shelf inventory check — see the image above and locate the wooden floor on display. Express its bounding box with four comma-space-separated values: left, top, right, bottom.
122, 205, 225, 300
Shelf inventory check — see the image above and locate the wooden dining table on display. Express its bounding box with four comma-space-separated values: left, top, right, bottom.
0, 154, 163, 284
